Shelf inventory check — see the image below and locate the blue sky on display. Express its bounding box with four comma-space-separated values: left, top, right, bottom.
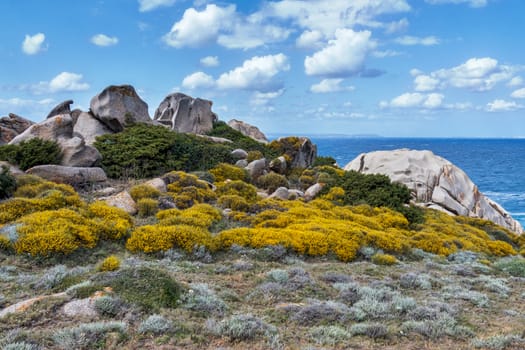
1, 0, 524, 137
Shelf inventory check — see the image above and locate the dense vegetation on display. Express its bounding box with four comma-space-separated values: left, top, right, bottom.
0, 138, 62, 170
0, 165, 16, 199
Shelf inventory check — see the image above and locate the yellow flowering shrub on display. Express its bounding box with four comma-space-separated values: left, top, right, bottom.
157, 203, 221, 228
486, 240, 517, 256
165, 171, 216, 207
216, 180, 258, 202
218, 194, 251, 212
129, 184, 161, 201
14, 209, 98, 256
0, 235, 11, 250
321, 186, 345, 204
126, 224, 213, 253
87, 201, 133, 240
163, 171, 203, 189
372, 253, 398, 265
99, 255, 121, 271
209, 163, 248, 182
137, 198, 159, 217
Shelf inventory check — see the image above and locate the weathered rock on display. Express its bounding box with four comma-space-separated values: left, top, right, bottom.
154, 93, 217, 134
245, 158, 267, 180
26, 165, 108, 187
288, 189, 304, 199
62, 290, 109, 318
10, 114, 101, 167
231, 148, 248, 160
144, 178, 168, 193
235, 159, 249, 168
0, 292, 67, 319
269, 187, 290, 200
103, 191, 137, 215
304, 183, 324, 201
73, 111, 113, 146
0, 113, 34, 144
46, 100, 73, 119
344, 149, 523, 234
90, 85, 151, 132
0, 161, 24, 176
228, 119, 269, 143
269, 156, 287, 174
273, 137, 317, 169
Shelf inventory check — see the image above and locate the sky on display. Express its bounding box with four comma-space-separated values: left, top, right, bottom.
1, 0, 524, 137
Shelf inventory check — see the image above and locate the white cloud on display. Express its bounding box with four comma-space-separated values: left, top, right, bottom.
200, 56, 219, 67
27, 72, 90, 94
508, 76, 523, 87
251, 89, 284, 106
511, 88, 525, 99
395, 35, 440, 46
22, 33, 46, 55
90, 34, 119, 47
0, 98, 55, 120
181, 72, 215, 89
425, 0, 488, 8
384, 18, 409, 34
383, 92, 444, 109
217, 21, 291, 50
296, 30, 324, 49
486, 99, 522, 112
304, 29, 376, 77
216, 54, 290, 90
412, 57, 518, 92
138, 0, 176, 12
163, 4, 236, 48
0, 97, 54, 109
310, 79, 355, 93
372, 50, 403, 58
414, 75, 440, 91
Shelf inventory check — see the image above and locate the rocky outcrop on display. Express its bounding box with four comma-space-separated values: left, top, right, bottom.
26, 165, 108, 187
0, 113, 34, 144
9, 114, 101, 167
273, 137, 317, 169
227, 119, 269, 143
304, 183, 324, 201
90, 85, 151, 132
344, 149, 523, 234
154, 93, 217, 134
46, 100, 73, 119
73, 111, 113, 146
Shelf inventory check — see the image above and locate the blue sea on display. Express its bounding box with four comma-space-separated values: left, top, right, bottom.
310, 138, 525, 228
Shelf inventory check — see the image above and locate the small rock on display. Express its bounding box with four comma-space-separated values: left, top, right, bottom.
144, 178, 167, 193
103, 191, 137, 215
245, 158, 267, 180
235, 159, 249, 168
26, 165, 107, 187
304, 183, 324, 201
269, 156, 287, 174
0, 292, 66, 319
231, 149, 248, 160
269, 187, 290, 200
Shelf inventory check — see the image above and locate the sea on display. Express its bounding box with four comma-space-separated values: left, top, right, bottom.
308, 137, 525, 228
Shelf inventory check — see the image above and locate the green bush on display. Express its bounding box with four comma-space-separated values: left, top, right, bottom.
313, 156, 337, 167
257, 172, 289, 193
0, 165, 16, 199
0, 138, 62, 170
94, 123, 234, 179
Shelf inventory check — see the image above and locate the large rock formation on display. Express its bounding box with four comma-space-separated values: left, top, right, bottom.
90, 85, 151, 132
344, 149, 523, 234
0, 113, 34, 144
154, 93, 217, 134
46, 100, 73, 119
26, 165, 108, 187
9, 114, 101, 167
272, 136, 317, 169
73, 111, 113, 146
227, 119, 269, 143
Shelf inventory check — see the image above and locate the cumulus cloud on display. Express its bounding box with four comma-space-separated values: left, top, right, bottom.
508, 76, 523, 87
181, 72, 215, 89
384, 18, 409, 34
22, 33, 46, 55
27, 72, 90, 94
200, 56, 219, 67
304, 29, 376, 77
310, 79, 355, 93
411, 57, 518, 92
425, 0, 488, 8
251, 89, 284, 106
163, 4, 290, 50
296, 30, 324, 49
91, 34, 119, 47
138, 0, 176, 12
216, 54, 290, 90
395, 35, 440, 46
382, 92, 444, 109
511, 88, 525, 99
486, 99, 522, 112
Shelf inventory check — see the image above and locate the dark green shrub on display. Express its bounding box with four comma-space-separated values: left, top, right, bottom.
94, 124, 233, 179
0, 165, 16, 199
0, 138, 62, 170
313, 156, 337, 167
257, 172, 289, 193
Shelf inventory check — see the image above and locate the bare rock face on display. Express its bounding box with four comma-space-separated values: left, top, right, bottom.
344, 149, 523, 234
227, 119, 269, 143
0, 113, 35, 144
26, 165, 108, 187
46, 100, 73, 119
73, 111, 113, 146
9, 114, 101, 167
154, 93, 217, 134
90, 85, 151, 132
272, 136, 317, 169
